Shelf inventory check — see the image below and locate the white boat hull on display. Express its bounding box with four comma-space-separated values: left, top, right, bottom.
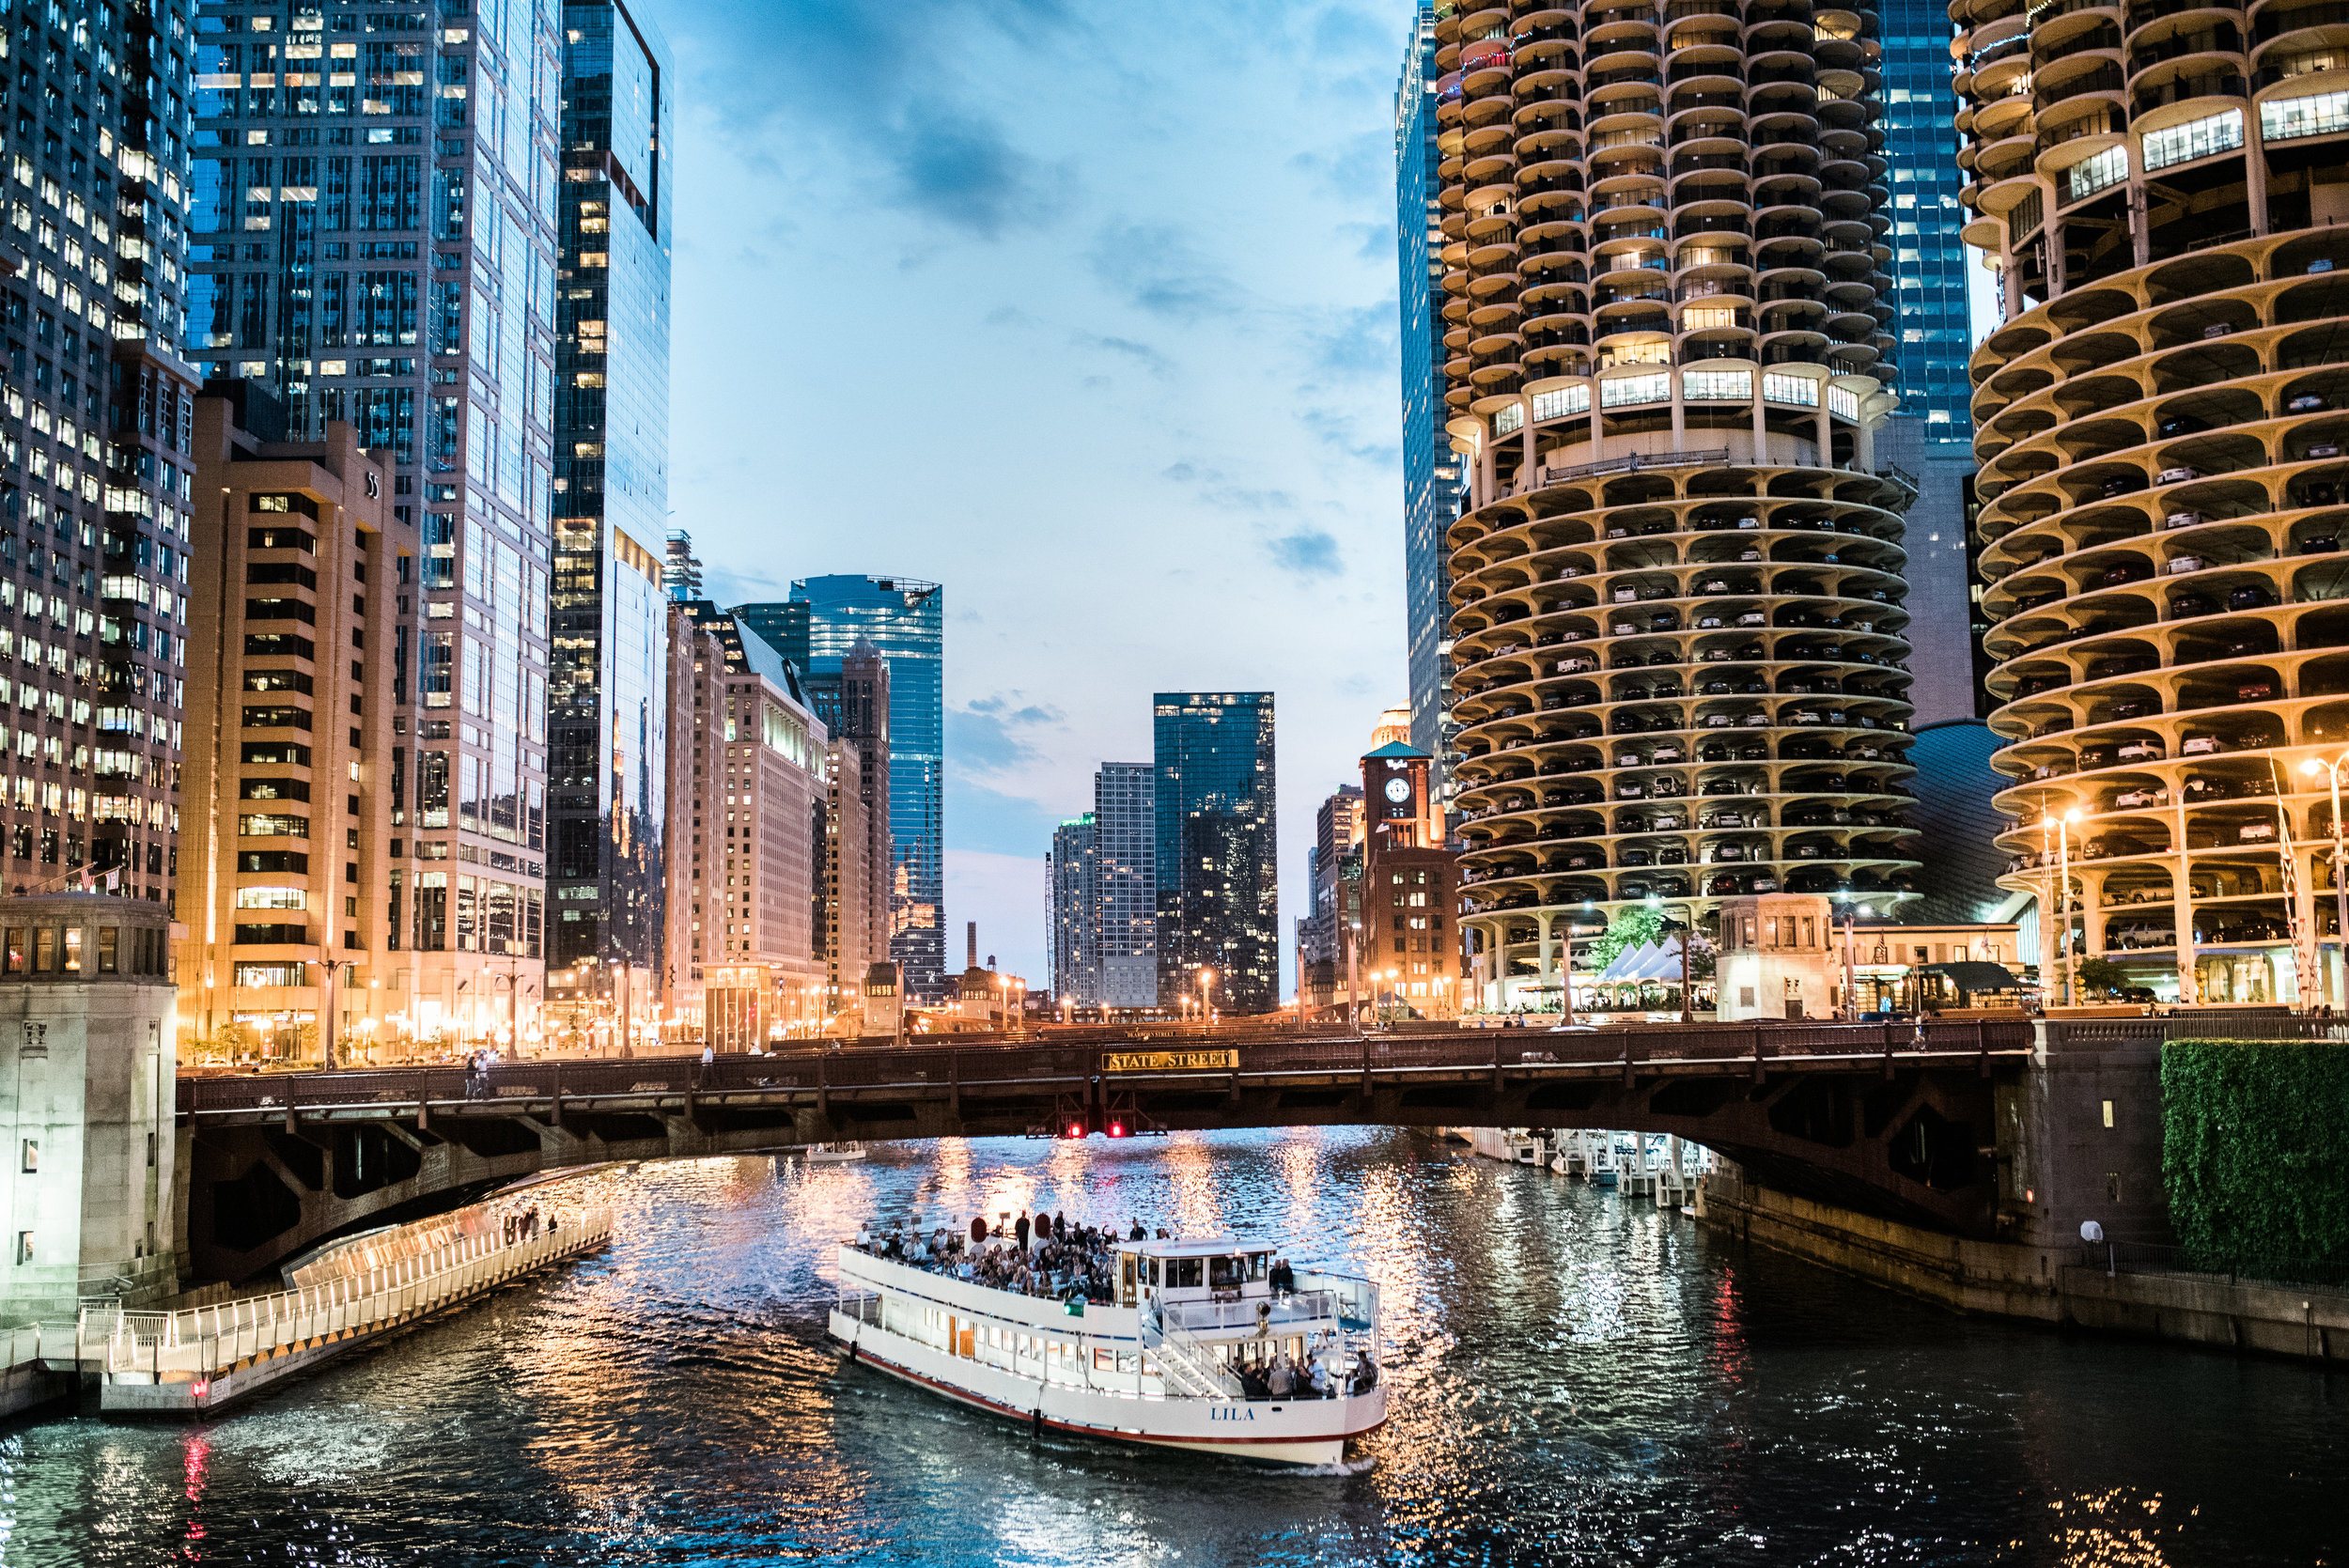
829, 1309, 1382, 1466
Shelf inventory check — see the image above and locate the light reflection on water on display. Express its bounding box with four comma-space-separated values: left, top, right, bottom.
0, 1126, 2341, 1567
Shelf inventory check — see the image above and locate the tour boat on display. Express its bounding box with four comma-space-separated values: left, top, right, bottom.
828, 1234, 1388, 1466
806, 1141, 866, 1164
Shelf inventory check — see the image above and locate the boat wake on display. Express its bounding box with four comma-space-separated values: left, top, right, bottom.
1291, 1454, 1378, 1478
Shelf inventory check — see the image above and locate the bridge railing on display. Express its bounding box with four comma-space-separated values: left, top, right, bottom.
176, 1019, 2037, 1115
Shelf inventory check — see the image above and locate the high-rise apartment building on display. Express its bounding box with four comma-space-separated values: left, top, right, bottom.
1429, 3, 1921, 1008
1954, 0, 2349, 1006
1046, 812, 1095, 1008
1153, 692, 1276, 1013
181, 392, 413, 1057
1091, 760, 1156, 1009
191, 0, 565, 1039
0, 1, 192, 914
546, 0, 670, 1029
1396, 6, 1463, 789
666, 599, 830, 1040
747, 576, 944, 1001
1044, 762, 1157, 1016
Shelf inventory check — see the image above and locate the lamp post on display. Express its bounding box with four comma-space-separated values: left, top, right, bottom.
319, 955, 346, 1071
1197, 966, 1215, 1028
1646, 894, 1697, 1024
1836, 893, 1875, 1021
2057, 806, 2081, 1007
2300, 753, 2349, 1013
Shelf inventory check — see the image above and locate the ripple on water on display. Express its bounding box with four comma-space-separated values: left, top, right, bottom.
0, 1128, 2340, 1567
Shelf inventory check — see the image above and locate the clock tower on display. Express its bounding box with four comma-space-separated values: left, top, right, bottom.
1359, 739, 1462, 1017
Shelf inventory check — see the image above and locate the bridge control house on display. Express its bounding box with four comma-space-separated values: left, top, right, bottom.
0, 893, 178, 1324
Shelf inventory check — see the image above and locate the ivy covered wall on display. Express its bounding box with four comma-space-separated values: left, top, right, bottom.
2161, 1039, 2349, 1273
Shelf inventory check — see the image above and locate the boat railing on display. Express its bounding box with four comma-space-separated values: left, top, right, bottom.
837, 1288, 883, 1326
1161, 1289, 1339, 1336
1298, 1271, 1379, 1335
1140, 1311, 1247, 1400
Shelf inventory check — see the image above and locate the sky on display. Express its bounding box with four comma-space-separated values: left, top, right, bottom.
655, 0, 1420, 991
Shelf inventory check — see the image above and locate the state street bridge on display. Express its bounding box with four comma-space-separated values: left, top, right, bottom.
177, 1020, 2045, 1285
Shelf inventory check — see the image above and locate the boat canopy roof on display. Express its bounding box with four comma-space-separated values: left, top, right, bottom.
1125, 1235, 1270, 1259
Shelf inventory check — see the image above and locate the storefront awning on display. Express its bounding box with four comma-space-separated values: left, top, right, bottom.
1914, 961, 2024, 992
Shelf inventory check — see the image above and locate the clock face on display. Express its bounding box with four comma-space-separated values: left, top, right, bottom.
1383, 777, 1413, 804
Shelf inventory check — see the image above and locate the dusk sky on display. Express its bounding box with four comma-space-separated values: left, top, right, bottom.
656, 0, 1419, 988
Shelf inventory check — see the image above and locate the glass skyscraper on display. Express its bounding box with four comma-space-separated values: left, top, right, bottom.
744, 577, 943, 1001
1879, 0, 1974, 445
547, 0, 671, 1002
189, 0, 564, 1039
1153, 692, 1276, 1015
1394, 6, 1461, 786
0, 0, 192, 916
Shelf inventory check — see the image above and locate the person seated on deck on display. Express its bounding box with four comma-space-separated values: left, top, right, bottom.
1268, 1257, 1296, 1294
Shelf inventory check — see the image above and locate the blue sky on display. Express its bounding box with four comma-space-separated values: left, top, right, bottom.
657, 0, 1419, 988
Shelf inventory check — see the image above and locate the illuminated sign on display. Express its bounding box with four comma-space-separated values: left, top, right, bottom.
1101, 1048, 1239, 1073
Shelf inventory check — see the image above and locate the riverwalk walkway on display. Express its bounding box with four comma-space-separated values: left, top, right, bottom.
94, 1206, 612, 1414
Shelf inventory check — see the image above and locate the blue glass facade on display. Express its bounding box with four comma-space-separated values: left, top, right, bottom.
189, 0, 564, 1035
1153, 692, 1278, 1014
771, 577, 944, 1001
1395, 7, 1462, 779
1879, 0, 1974, 445
548, 0, 671, 991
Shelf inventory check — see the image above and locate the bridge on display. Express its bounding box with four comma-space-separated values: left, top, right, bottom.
177, 1018, 2040, 1284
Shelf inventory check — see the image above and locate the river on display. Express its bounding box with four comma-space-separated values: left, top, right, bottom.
4, 1127, 2342, 1565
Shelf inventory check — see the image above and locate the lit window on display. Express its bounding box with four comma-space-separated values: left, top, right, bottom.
1682, 369, 1751, 402
2142, 109, 2243, 172
1763, 372, 1820, 408
2262, 89, 2349, 142
1600, 372, 1670, 408
2064, 146, 2128, 203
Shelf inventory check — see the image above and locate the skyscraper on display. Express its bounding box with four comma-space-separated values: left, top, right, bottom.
1297, 784, 1363, 1016
1429, 4, 1921, 1007
182, 394, 411, 1058
1953, 2, 2349, 1006
1877, 0, 1975, 445
548, 0, 671, 1018
748, 577, 945, 1001
1091, 761, 1157, 1010
1153, 693, 1277, 1014
190, 0, 565, 1041
1395, 5, 1462, 791
665, 599, 830, 1038
1046, 813, 1095, 1008
661, 526, 700, 601
0, 0, 190, 918
809, 638, 891, 1014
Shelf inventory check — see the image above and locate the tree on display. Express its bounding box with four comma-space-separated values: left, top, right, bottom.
2074, 955, 2129, 997
1589, 908, 1665, 970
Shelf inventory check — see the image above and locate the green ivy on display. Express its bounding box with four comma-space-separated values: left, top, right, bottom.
2161, 1039, 2349, 1273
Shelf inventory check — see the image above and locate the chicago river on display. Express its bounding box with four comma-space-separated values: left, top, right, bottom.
5, 1128, 2341, 1565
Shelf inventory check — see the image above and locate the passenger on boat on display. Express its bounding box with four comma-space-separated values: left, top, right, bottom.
1268, 1257, 1296, 1294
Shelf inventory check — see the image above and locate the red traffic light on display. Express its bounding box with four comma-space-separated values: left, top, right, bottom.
1066, 1121, 1084, 1139
1108, 1122, 1128, 1138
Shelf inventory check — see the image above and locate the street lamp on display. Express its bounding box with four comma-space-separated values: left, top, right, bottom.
1197, 966, 1215, 1027
2057, 806, 2081, 1007
2302, 753, 2349, 1013
1646, 893, 1697, 1025
1836, 893, 1875, 1021
319, 955, 347, 1071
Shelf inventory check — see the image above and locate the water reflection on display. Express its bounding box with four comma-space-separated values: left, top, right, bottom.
0, 1127, 2339, 1567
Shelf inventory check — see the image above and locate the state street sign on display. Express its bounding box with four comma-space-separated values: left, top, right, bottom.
1100, 1048, 1240, 1073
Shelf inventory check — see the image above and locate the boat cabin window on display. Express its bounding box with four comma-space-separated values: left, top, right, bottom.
1208, 1255, 1242, 1290
1170, 1258, 1204, 1289
1119, 1253, 1137, 1306
1147, 1258, 1161, 1287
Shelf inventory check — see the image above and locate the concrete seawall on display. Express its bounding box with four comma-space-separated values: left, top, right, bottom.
1696, 1171, 2349, 1363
